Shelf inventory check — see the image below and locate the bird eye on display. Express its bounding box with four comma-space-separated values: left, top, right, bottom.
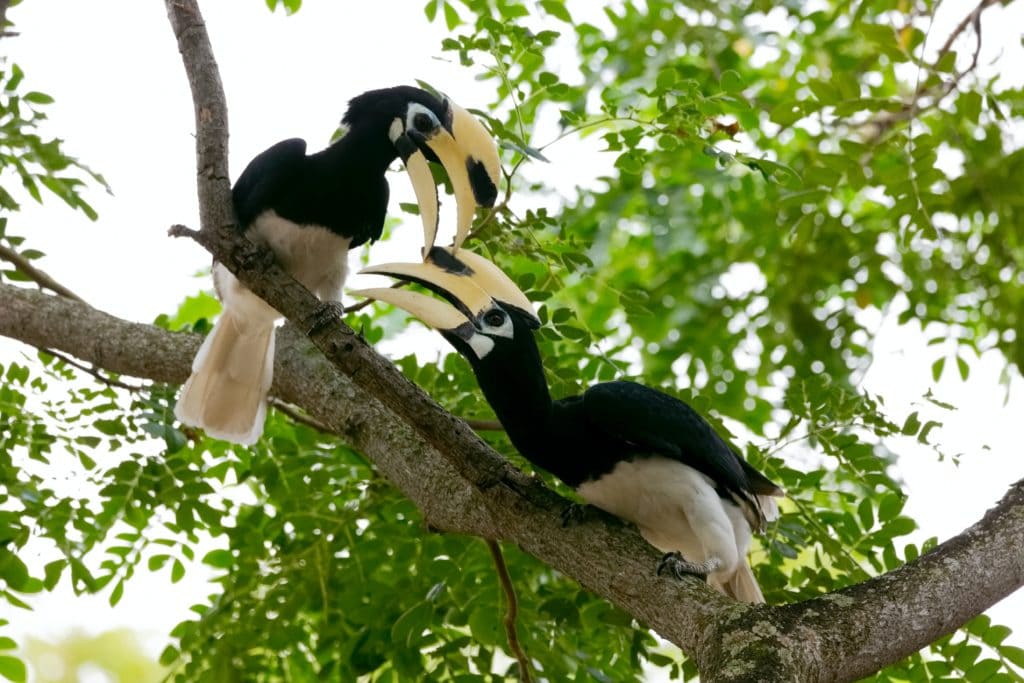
413, 112, 435, 133
483, 309, 506, 327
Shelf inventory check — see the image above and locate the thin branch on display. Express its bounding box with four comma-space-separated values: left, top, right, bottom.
862, 0, 997, 144
0, 0, 12, 38
935, 0, 996, 62
0, 244, 87, 303
41, 347, 143, 392
268, 397, 332, 433
486, 539, 533, 683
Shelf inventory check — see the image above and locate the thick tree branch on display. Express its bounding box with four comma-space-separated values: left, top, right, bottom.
0, 280, 726, 656
3, 277, 1024, 681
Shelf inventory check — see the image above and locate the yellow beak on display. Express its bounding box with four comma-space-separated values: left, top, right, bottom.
347, 286, 471, 333
405, 100, 500, 254
354, 248, 539, 327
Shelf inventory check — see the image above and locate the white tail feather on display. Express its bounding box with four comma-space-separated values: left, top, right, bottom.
175, 310, 275, 445
721, 559, 765, 604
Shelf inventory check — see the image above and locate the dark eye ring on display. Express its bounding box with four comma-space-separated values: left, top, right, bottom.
413, 112, 435, 132
483, 309, 506, 327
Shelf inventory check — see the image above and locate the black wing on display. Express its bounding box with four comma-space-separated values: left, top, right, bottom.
232, 138, 308, 228
582, 380, 781, 501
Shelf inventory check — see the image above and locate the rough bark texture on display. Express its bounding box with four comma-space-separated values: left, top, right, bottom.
1, 0, 1021, 679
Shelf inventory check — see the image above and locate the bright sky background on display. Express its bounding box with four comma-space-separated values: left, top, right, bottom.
3, 0, 1024, 676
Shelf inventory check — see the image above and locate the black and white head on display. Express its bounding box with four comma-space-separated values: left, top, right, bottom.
344, 86, 501, 253
351, 247, 540, 361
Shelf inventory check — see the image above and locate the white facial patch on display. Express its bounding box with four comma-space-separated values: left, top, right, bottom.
388, 117, 404, 143
405, 102, 441, 135
467, 333, 495, 359
480, 312, 514, 339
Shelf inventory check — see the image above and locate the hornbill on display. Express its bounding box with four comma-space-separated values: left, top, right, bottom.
352, 248, 784, 602
175, 86, 500, 445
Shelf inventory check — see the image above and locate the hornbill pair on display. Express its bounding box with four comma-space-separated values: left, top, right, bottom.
353, 249, 784, 602
175, 86, 500, 445
174, 83, 782, 602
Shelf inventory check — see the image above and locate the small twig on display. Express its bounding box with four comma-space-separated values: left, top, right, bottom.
486, 539, 532, 683
41, 347, 142, 392
862, 0, 997, 144
934, 0, 997, 63
0, 244, 87, 303
0, 0, 11, 38
464, 418, 504, 431
268, 397, 332, 433
168, 223, 201, 240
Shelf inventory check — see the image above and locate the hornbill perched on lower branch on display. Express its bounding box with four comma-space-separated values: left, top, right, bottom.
352, 248, 784, 602
175, 86, 500, 445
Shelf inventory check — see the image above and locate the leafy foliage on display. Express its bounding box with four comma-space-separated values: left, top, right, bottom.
2, 0, 1023, 680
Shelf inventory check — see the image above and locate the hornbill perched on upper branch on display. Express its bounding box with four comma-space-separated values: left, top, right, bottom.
352, 249, 784, 602
175, 86, 500, 445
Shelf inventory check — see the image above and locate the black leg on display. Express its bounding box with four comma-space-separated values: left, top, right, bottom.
656, 552, 722, 581
306, 301, 347, 335
560, 502, 594, 528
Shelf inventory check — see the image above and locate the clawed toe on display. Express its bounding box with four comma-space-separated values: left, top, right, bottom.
307, 301, 347, 334
657, 552, 721, 581
560, 502, 591, 528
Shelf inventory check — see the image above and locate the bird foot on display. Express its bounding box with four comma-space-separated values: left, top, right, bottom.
656, 552, 722, 581
560, 502, 594, 528
306, 301, 347, 335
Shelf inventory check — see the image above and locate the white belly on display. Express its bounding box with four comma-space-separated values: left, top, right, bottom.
576, 456, 750, 574
248, 210, 352, 301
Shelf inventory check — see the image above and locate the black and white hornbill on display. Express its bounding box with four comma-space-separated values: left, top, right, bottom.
175, 86, 500, 445
351, 248, 784, 602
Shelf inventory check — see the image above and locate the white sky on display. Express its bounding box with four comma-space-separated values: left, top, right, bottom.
2, 0, 1023, 674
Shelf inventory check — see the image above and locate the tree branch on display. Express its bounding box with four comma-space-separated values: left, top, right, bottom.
0, 244, 86, 302
486, 539, 533, 682
3, 279, 1024, 680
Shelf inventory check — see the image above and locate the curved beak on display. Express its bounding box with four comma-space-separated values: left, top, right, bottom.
356, 248, 540, 328
425, 247, 539, 327
394, 132, 440, 251
406, 99, 501, 253
359, 258, 496, 321
347, 286, 472, 336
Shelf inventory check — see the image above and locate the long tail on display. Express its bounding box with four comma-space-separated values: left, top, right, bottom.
174, 309, 275, 445
721, 558, 765, 604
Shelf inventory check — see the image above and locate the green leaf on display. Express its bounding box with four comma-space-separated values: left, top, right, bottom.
171, 559, 185, 583
202, 549, 233, 569
720, 70, 744, 94
442, 1, 460, 30
23, 91, 54, 105
423, 0, 438, 21
0, 656, 26, 683
109, 578, 124, 606
540, 0, 572, 22
901, 411, 921, 436
956, 355, 969, 381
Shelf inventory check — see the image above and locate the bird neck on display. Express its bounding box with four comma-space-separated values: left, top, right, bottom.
469, 332, 555, 456
318, 124, 397, 177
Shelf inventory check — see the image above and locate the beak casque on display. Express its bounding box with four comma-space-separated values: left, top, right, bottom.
354, 248, 539, 328
405, 100, 500, 254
